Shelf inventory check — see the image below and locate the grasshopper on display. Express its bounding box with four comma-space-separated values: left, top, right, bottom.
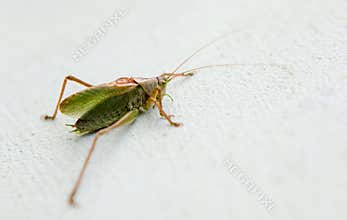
43, 32, 287, 206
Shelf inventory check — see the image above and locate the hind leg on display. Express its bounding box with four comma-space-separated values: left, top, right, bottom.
68, 109, 139, 206
43, 75, 93, 120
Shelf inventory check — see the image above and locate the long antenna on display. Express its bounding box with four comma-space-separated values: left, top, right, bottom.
180, 63, 290, 75
171, 27, 248, 74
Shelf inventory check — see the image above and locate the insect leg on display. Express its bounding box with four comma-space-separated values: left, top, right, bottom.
154, 101, 181, 127
68, 109, 139, 206
43, 75, 93, 120
144, 87, 159, 110
148, 88, 182, 127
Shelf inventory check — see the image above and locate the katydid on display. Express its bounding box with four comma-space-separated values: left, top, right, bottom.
43, 31, 287, 206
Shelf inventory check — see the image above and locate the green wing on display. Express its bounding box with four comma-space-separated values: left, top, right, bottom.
60, 84, 136, 118
73, 85, 148, 135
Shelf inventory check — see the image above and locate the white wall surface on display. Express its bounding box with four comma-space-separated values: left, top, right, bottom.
1, 0, 347, 219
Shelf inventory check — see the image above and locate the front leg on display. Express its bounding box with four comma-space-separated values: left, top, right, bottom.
148, 87, 182, 127
154, 101, 182, 127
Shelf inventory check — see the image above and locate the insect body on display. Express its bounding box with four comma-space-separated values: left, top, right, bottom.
60, 75, 186, 135
43, 30, 286, 206
43, 72, 193, 205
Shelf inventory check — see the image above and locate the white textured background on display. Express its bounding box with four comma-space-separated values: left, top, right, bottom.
1, 0, 347, 219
